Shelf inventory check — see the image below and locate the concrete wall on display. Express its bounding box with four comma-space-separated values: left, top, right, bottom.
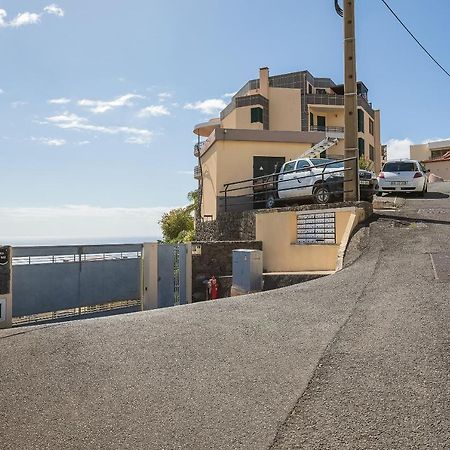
268, 87, 301, 131
255, 206, 368, 272
411, 144, 430, 161
191, 241, 262, 302
424, 160, 450, 180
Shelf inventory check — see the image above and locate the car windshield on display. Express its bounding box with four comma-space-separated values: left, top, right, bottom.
311, 159, 344, 169
383, 162, 416, 172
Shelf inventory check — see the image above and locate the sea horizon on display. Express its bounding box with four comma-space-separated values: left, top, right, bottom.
1, 235, 162, 247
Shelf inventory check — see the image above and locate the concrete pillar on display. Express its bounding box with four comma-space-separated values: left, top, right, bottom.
374, 109, 382, 174
142, 243, 193, 310
343, 0, 360, 201
0, 246, 12, 329
259, 67, 269, 98
142, 243, 159, 310
184, 243, 193, 304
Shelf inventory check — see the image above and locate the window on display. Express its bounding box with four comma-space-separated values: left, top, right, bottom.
296, 160, 312, 170
310, 112, 314, 128
369, 145, 374, 161
383, 161, 416, 172
358, 138, 365, 157
250, 107, 263, 124
308, 83, 313, 94
431, 149, 449, 159
317, 116, 326, 131
369, 119, 374, 135
310, 159, 343, 169
283, 161, 296, 173
358, 109, 365, 133
316, 88, 327, 94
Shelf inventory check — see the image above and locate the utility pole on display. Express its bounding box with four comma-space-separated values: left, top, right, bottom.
336, 0, 359, 201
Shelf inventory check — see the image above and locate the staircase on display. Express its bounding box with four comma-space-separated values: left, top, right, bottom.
299, 137, 339, 159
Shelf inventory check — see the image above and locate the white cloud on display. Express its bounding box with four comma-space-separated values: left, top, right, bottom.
48, 97, 71, 105
0, 4, 64, 28
158, 92, 172, 101
78, 93, 144, 114
0, 10, 6, 27
9, 11, 41, 27
386, 138, 413, 160
138, 105, 170, 118
0, 205, 172, 243
43, 4, 64, 17
184, 98, 227, 115
44, 111, 154, 145
223, 92, 236, 98
32, 137, 66, 146
78, 140, 91, 146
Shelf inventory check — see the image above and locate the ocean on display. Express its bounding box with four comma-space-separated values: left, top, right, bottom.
3, 236, 162, 247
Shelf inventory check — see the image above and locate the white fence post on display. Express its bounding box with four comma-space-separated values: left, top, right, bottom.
142, 243, 159, 310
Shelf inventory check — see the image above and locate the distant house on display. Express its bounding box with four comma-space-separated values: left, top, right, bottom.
410, 140, 450, 180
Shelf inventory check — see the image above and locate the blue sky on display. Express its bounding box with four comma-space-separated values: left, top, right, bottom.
1, 0, 450, 243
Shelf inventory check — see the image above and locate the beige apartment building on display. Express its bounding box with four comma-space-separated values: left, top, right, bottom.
194, 67, 382, 220
410, 139, 450, 180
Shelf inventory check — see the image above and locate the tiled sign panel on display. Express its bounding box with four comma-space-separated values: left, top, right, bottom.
297, 212, 336, 245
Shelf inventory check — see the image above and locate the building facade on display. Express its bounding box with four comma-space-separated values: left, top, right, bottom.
410, 140, 450, 180
194, 67, 383, 220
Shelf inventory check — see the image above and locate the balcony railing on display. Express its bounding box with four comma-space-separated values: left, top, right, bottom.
194, 141, 207, 157
194, 165, 201, 180
310, 125, 344, 133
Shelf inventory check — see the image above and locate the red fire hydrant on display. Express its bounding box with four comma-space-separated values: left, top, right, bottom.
208, 275, 219, 300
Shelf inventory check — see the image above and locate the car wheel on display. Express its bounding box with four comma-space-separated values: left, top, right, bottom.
313, 184, 331, 205
265, 193, 276, 209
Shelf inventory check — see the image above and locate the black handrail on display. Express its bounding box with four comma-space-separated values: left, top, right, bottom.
220, 157, 359, 211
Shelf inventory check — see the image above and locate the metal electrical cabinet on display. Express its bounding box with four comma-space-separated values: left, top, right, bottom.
232, 249, 263, 293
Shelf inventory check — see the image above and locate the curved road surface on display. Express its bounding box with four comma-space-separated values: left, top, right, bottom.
1, 183, 449, 449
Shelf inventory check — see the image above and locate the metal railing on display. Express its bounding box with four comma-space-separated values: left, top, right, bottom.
220, 157, 359, 211
310, 125, 345, 133
194, 141, 207, 157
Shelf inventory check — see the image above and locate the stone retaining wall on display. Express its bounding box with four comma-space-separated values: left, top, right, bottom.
196, 201, 372, 242
191, 240, 262, 302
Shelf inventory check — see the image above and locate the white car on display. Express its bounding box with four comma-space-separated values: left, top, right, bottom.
377, 159, 428, 196
258, 158, 376, 207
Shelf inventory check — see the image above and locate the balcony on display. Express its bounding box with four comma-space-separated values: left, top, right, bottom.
194, 141, 207, 157
305, 93, 374, 118
310, 125, 344, 139
194, 165, 201, 180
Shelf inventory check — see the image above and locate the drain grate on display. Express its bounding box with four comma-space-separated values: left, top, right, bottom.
430, 253, 450, 282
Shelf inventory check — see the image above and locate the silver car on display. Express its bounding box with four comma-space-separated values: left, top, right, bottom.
377, 159, 428, 196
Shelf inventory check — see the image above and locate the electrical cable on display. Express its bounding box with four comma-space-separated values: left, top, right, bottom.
380, 0, 450, 79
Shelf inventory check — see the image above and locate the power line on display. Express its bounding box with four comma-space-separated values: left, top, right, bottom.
380, 0, 450, 79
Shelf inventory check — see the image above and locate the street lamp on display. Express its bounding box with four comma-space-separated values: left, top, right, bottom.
335, 0, 359, 201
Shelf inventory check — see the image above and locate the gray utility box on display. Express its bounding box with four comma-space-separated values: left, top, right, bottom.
232, 249, 263, 293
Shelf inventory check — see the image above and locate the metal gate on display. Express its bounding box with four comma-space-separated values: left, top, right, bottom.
12, 244, 142, 321
157, 244, 189, 308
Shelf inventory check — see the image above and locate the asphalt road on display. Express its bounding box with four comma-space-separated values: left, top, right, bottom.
1, 183, 449, 449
